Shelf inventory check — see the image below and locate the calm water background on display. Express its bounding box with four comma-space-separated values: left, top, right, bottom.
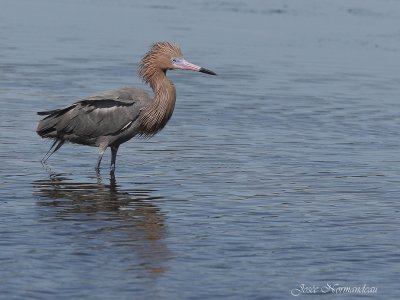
1, 0, 400, 299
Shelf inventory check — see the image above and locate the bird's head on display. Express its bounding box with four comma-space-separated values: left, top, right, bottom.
139, 42, 216, 82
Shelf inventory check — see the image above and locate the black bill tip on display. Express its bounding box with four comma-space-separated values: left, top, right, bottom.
199, 67, 217, 76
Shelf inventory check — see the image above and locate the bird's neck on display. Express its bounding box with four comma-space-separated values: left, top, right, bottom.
139, 70, 177, 136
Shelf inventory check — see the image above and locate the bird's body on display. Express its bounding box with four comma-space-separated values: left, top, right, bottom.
37, 42, 216, 173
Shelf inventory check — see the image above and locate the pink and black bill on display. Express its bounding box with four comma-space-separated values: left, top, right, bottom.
173, 58, 217, 75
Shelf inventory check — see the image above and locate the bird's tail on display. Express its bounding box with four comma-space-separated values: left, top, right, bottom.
37, 115, 59, 138
37, 105, 76, 162
36, 105, 75, 138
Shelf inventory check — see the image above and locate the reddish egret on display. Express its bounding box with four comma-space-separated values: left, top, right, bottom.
37, 42, 216, 173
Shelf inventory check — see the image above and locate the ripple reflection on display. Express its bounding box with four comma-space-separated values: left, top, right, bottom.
32, 173, 171, 275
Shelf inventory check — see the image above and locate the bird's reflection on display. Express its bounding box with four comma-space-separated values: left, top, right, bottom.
32, 172, 171, 275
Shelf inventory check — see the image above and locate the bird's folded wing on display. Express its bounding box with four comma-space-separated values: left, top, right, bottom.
60, 99, 142, 138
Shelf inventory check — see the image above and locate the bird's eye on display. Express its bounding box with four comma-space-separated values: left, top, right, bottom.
172, 58, 177, 63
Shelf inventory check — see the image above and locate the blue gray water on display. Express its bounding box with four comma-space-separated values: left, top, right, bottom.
1, 0, 400, 299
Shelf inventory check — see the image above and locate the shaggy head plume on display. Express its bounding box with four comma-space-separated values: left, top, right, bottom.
139, 42, 183, 84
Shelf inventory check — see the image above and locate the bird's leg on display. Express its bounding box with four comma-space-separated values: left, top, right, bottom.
96, 152, 104, 170
110, 145, 119, 174
96, 145, 107, 171
42, 139, 65, 163
42, 139, 58, 163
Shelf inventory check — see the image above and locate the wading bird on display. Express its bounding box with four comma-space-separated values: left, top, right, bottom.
37, 42, 216, 173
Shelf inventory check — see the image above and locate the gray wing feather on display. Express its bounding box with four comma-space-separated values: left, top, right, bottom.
63, 100, 139, 137
37, 88, 152, 143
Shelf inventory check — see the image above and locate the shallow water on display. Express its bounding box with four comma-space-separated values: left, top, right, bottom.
1, 0, 400, 299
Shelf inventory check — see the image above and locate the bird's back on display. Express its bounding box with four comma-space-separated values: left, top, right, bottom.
81, 87, 151, 104
37, 87, 153, 146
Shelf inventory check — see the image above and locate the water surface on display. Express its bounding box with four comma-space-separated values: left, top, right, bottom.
1, 0, 400, 299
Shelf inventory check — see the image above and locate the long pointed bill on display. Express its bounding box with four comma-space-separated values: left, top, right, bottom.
174, 59, 217, 75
